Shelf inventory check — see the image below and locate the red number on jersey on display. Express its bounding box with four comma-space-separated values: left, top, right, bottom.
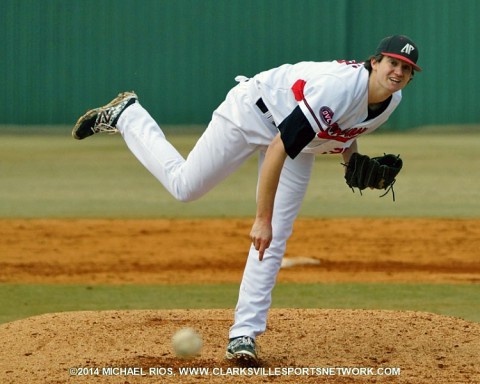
337, 60, 363, 68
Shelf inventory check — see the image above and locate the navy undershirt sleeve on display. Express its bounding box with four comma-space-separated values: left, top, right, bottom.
278, 106, 316, 159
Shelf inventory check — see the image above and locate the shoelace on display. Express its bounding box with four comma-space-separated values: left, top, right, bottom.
231, 336, 255, 348
93, 123, 119, 134
92, 107, 120, 134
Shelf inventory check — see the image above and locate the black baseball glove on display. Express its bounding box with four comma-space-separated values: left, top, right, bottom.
344, 152, 403, 200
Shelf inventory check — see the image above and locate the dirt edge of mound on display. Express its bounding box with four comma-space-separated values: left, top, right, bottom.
1, 309, 479, 384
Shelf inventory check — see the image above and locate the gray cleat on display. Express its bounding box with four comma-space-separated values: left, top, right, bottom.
225, 336, 258, 364
72, 91, 137, 140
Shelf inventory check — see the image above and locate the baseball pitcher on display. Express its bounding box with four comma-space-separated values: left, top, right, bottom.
72, 35, 421, 364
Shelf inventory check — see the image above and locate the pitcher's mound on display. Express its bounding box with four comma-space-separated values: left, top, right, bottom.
1, 309, 478, 384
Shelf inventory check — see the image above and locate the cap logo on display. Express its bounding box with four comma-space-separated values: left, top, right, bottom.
400, 43, 415, 55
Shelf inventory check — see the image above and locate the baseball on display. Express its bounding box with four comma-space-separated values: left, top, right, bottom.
171, 327, 203, 358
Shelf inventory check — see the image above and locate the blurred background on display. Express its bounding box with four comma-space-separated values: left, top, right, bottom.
1, 0, 479, 130
1, 0, 479, 219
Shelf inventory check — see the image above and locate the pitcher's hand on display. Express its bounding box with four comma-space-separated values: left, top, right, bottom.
250, 218, 272, 261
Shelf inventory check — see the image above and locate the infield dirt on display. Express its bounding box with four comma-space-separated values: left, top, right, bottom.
1, 218, 479, 383
1, 218, 479, 284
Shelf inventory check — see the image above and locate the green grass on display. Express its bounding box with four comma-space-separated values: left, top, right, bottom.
1, 283, 479, 325
0, 129, 479, 218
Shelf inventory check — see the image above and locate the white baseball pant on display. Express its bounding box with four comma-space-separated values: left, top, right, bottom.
116, 81, 315, 339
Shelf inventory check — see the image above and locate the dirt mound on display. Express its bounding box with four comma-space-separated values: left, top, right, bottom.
1, 309, 479, 384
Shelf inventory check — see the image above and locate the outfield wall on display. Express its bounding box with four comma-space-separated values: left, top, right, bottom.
2, 0, 479, 129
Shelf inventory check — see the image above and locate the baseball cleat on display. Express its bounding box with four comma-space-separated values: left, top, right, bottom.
225, 336, 258, 364
72, 91, 138, 140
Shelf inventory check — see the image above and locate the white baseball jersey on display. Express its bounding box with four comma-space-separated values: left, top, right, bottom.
252, 60, 402, 156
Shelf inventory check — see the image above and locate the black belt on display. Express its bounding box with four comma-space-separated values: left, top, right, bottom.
255, 98, 276, 126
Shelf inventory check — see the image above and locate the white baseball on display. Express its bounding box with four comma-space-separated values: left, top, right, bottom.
171, 327, 203, 358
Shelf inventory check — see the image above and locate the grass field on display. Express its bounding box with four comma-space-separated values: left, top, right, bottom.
1, 128, 479, 218
1, 128, 479, 325
1, 283, 478, 324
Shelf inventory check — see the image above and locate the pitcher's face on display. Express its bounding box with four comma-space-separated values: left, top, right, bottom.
371, 56, 413, 93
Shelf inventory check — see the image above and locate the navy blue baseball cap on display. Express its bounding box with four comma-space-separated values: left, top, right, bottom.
375, 35, 422, 72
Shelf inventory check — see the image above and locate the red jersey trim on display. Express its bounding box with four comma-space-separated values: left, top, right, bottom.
291, 79, 324, 131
